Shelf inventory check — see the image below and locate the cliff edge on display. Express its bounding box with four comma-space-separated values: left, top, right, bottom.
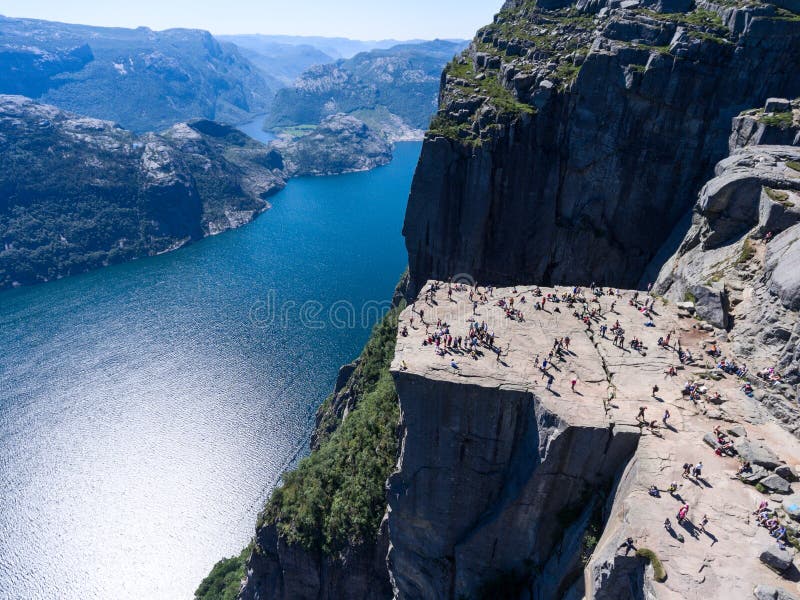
403, 0, 800, 294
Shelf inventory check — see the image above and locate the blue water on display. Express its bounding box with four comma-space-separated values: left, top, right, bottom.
236, 114, 276, 144
0, 142, 420, 600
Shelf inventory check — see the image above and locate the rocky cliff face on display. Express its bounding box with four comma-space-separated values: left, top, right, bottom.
403, 0, 800, 296
386, 368, 639, 599
654, 98, 800, 437
386, 282, 800, 599
0, 95, 285, 289
242, 520, 390, 600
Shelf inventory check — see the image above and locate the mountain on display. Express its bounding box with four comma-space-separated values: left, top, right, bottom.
274, 114, 392, 176
402, 0, 800, 295
0, 96, 399, 290
0, 15, 274, 132
0, 95, 285, 289
200, 1, 800, 599
217, 35, 335, 86
265, 39, 469, 141
223, 34, 450, 60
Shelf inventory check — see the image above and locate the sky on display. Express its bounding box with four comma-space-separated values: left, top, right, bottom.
0, 0, 506, 40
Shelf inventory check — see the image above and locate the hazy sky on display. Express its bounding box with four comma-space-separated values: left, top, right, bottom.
1, 0, 506, 40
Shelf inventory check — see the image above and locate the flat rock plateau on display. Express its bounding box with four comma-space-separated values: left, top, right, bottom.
389, 281, 800, 599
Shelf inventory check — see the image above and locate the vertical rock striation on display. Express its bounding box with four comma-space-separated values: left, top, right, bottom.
403, 0, 800, 295
387, 294, 642, 599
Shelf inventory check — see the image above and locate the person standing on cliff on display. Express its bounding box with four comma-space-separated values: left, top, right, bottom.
699, 514, 709, 533
636, 406, 647, 422
677, 504, 689, 523
571, 379, 577, 392
618, 537, 636, 555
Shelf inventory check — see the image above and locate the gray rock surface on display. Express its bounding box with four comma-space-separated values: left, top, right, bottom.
404, 0, 800, 295
730, 108, 800, 149
776, 465, 799, 482
760, 546, 796, 574
761, 473, 793, 494
386, 373, 639, 599
767, 226, 800, 312
754, 585, 799, 600
654, 139, 800, 440
766, 99, 793, 113
783, 495, 800, 521
736, 439, 783, 470
729, 425, 748, 437
742, 465, 770, 484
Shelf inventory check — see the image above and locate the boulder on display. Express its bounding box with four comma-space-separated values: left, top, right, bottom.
728, 425, 747, 437
677, 301, 696, 312
761, 474, 793, 494
754, 585, 799, 600
776, 465, 799, 483
783, 496, 800, 522
734, 439, 782, 470
703, 433, 720, 449
758, 190, 800, 237
766, 226, 800, 312
741, 465, 769, 484
690, 284, 729, 329
759, 546, 796, 574
765, 98, 792, 113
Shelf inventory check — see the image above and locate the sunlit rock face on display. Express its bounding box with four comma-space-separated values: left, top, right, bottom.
403, 0, 800, 295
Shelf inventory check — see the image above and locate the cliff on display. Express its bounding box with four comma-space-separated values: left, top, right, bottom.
197, 2, 800, 598
388, 282, 800, 598
403, 0, 800, 295
0, 95, 285, 289
654, 98, 800, 438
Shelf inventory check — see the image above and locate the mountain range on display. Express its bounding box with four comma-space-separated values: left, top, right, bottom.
0, 15, 274, 133
265, 39, 468, 140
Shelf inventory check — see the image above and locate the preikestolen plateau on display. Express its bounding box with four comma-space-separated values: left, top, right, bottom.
1, 1, 800, 599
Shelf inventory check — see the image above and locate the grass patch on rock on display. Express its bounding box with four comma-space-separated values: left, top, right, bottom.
737, 238, 756, 264
636, 547, 667, 582
760, 111, 795, 129
765, 187, 794, 207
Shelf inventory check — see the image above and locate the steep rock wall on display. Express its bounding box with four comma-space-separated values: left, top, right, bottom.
386, 369, 639, 599
654, 136, 800, 437
404, 1, 800, 295
241, 521, 390, 600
